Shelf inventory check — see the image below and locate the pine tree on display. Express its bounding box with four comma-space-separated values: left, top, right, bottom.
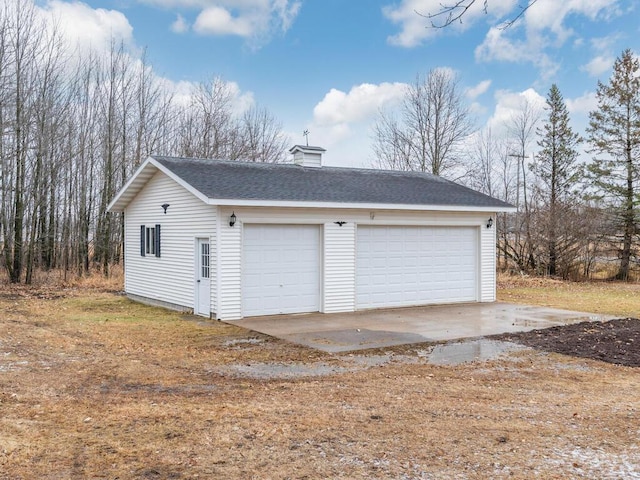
586, 49, 640, 280
533, 84, 581, 276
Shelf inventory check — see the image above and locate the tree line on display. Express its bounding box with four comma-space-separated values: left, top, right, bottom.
0, 0, 289, 283
1, 0, 637, 284
373, 50, 640, 280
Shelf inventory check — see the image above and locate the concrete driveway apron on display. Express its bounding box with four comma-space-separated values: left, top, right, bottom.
231, 302, 614, 353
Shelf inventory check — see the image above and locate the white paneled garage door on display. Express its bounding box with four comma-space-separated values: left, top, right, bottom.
243, 225, 320, 317
356, 226, 478, 309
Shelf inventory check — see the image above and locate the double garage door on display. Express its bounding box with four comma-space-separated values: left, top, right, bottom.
356, 226, 478, 309
242, 224, 478, 317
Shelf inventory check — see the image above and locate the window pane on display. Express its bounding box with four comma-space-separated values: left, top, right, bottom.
201, 242, 210, 279
149, 228, 155, 254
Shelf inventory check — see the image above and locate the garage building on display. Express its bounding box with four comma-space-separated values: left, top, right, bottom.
107, 146, 515, 320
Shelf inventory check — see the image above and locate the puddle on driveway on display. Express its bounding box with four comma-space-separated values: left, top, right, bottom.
210, 340, 527, 379
427, 339, 528, 366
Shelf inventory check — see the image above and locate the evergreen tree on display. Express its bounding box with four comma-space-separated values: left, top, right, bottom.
586, 49, 640, 280
533, 84, 581, 276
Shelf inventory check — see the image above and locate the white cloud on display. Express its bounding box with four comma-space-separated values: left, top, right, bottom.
156, 76, 255, 114
383, 0, 517, 48
525, 0, 621, 36
581, 55, 614, 77
194, 6, 253, 36
475, 0, 621, 80
579, 34, 621, 77
38, 0, 134, 55
486, 88, 546, 136
475, 26, 558, 80
142, 0, 301, 47
300, 82, 408, 167
171, 13, 189, 33
313, 83, 407, 126
566, 91, 598, 115
466, 79, 492, 100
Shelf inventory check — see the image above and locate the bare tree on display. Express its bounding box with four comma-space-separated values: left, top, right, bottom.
503, 98, 541, 272
1, 0, 44, 283
0, 0, 292, 283
466, 127, 502, 196
420, 0, 538, 29
180, 76, 237, 159
373, 69, 474, 177
240, 105, 289, 163
372, 113, 413, 171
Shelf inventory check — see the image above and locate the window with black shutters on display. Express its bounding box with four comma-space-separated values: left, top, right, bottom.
140, 224, 161, 257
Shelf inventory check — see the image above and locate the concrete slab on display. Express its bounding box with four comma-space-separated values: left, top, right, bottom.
231, 303, 615, 353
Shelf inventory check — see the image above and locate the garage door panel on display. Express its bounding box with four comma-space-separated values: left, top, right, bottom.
356, 226, 478, 309
243, 225, 320, 317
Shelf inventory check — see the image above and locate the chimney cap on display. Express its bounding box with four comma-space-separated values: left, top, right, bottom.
289, 145, 326, 154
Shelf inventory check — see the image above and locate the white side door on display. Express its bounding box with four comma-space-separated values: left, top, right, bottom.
195, 238, 211, 317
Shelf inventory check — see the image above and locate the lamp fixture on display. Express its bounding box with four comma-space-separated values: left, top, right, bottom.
229, 212, 237, 227
334, 221, 346, 227
486, 217, 493, 229
161, 203, 170, 214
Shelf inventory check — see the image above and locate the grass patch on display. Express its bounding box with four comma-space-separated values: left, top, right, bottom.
0, 283, 639, 478
498, 274, 640, 317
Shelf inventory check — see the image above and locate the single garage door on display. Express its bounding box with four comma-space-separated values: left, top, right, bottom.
243, 224, 320, 317
356, 226, 478, 309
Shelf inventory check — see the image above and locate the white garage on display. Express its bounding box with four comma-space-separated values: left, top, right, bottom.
356, 226, 478, 309
242, 224, 321, 317
108, 145, 515, 320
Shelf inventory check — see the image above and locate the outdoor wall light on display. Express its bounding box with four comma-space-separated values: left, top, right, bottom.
229, 212, 237, 227
161, 203, 170, 214
486, 217, 494, 229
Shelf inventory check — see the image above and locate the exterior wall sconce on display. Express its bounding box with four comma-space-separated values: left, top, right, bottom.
229, 212, 237, 227
161, 203, 170, 214
486, 217, 493, 229
334, 221, 346, 227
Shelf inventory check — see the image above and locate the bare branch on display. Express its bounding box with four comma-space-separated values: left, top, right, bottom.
417, 0, 538, 29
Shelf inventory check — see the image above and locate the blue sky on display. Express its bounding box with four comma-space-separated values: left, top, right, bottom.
36, 0, 640, 167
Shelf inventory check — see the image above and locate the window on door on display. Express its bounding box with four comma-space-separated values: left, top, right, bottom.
200, 242, 210, 278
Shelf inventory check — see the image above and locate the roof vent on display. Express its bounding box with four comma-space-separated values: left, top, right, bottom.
289, 145, 325, 168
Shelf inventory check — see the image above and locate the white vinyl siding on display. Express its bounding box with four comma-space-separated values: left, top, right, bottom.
356, 226, 478, 309
124, 194, 497, 319
323, 222, 356, 313
217, 217, 242, 320
480, 219, 497, 302
124, 171, 216, 313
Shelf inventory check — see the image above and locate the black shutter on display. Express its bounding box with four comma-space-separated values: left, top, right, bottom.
140, 225, 145, 256
155, 224, 161, 257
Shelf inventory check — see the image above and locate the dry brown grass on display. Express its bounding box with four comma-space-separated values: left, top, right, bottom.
0, 283, 639, 479
498, 273, 640, 317
12, 265, 126, 291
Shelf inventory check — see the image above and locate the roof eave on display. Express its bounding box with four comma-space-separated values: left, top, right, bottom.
205, 198, 516, 213
108, 156, 210, 213
107, 157, 158, 213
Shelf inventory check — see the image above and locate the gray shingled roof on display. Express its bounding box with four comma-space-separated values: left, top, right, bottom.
152, 155, 513, 209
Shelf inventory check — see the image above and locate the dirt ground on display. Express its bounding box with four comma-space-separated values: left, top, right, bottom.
1, 283, 639, 479
493, 317, 640, 367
